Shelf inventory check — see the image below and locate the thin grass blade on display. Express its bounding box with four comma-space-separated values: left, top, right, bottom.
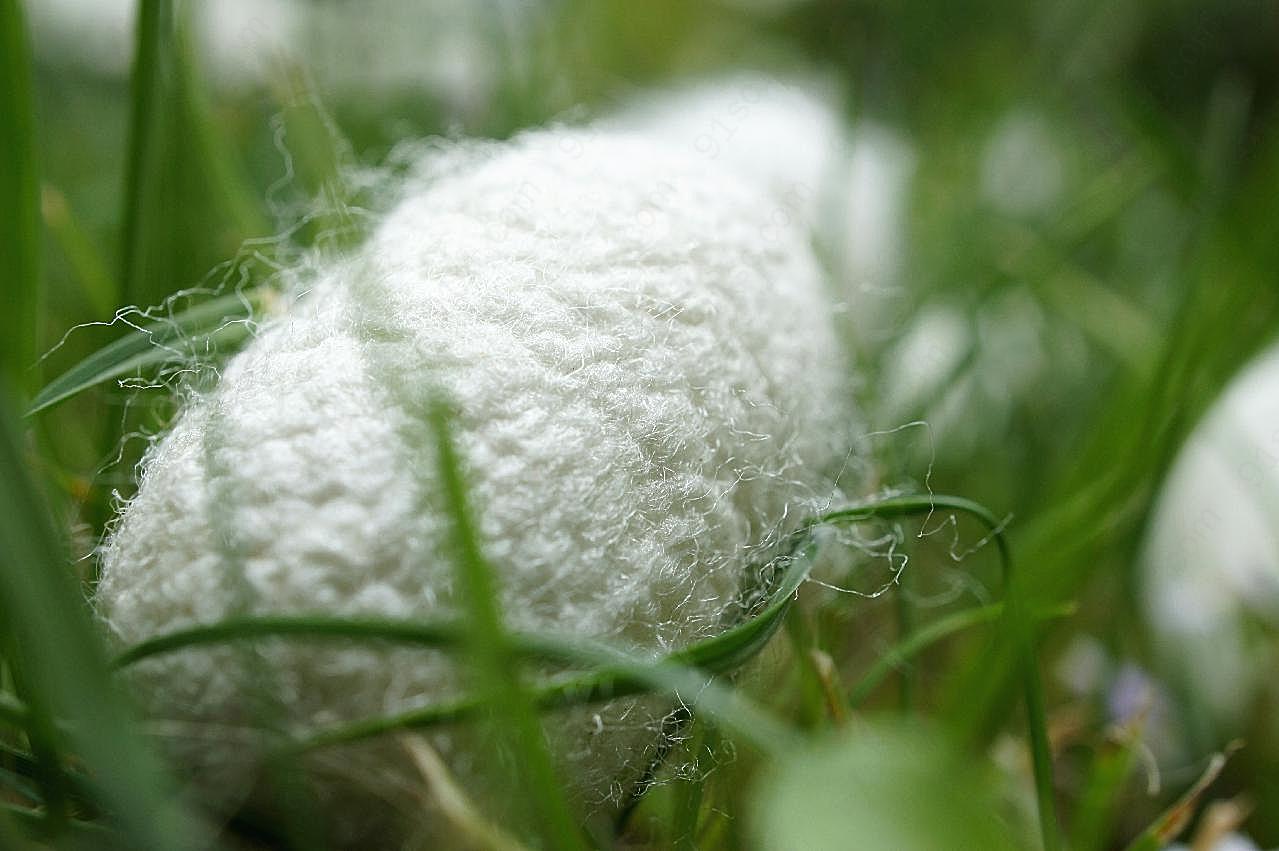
429, 398, 590, 850
27, 290, 262, 416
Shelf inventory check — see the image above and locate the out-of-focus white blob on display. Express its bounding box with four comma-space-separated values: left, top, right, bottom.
613, 73, 848, 233
877, 304, 970, 424
841, 123, 916, 301
1054, 634, 1110, 699
613, 73, 916, 333
193, 0, 303, 88
1169, 833, 1266, 851
29, 0, 302, 83
28, 0, 135, 76
1143, 343, 1279, 725
980, 110, 1065, 218
975, 288, 1053, 401
27, 0, 525, 116
302, 0, 539, 119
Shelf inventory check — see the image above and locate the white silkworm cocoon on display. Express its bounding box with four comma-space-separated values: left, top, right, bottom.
95, 125, 854, 842
1142, 342, 1279, 726
613, 73, 915, 333
611, 72, 849, 234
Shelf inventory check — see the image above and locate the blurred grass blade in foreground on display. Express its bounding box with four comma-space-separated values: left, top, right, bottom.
122, 0, 265, 313
0, 0, 41, 397
0, 388, 202, 849
430, 398, 589, 850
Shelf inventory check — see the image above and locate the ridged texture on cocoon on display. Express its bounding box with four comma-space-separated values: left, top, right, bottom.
95, 127, 854, 840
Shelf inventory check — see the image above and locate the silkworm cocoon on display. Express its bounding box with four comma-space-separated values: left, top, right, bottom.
1142, 342, 1279, 727
613, 73, 915, 332
95, 127, 854, 841
612, 73, 849, 233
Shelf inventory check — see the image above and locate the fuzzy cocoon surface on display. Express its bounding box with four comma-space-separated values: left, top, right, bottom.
1142, 342, 1279, 726
96, 127, 854, 840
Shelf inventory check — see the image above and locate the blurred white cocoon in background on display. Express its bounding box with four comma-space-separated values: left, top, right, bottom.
611, 73, 915, 320
1142, 342, 1279, 725
28, 0, 532, 118
28, 0, 302, 83
301, 0, 542, 119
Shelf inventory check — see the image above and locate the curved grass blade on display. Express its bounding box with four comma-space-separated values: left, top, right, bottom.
109, 512, 829, 680
817, 494, 1062, 851
850, 605, 1006, 708
110, 495, 991, 755
848, 602, 1074, 707
106, 491, 1060, 847
0, 0, 41, 397
26, 290, 263, 417
296, 626, 800, 758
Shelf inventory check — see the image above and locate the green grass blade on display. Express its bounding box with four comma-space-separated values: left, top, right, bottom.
27, 290, 262, 416
850, 605, 1005, 707
172, 5, 265, 240
0, 389, 201, 849
894, 569, 915, 712
121, 0, 266, 312
111, 495, 965, 683
121, 0, 172, 309
272, 69, 362, 249
294, 629, 799, 759
106, 492, 1050, 843
783, 607, 833, 728
111, 615, 467, 670
1071, 734, 1141, 851
41, 187, 119, 319
944, 117, 1279, 761
108, 612, 797, 754
429, 399, 590, 850
848, 603, 1074, 707
108, 494, 1032, 768
0, 0, 41, 397
672, 720, 717, 851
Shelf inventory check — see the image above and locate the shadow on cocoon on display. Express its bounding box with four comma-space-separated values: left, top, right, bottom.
94, 125, 857, 843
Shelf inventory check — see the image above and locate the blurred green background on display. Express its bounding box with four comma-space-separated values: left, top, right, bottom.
5, 0, 1279, 848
